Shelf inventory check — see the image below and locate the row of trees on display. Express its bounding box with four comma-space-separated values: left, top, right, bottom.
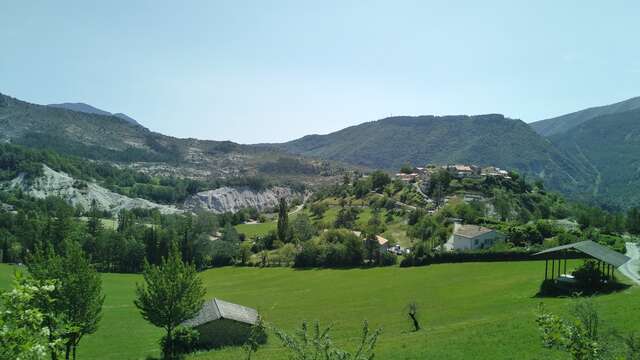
0, 189, 256, 272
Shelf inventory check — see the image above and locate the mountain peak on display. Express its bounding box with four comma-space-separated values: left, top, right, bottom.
47, 102, 141, 126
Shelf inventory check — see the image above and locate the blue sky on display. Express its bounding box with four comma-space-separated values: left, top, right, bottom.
2, 1, 639, 143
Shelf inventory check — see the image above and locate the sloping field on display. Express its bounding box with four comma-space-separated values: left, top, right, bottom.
1, 261, 638, 359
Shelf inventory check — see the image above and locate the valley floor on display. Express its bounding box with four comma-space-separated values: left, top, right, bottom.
1, 261, 638, 360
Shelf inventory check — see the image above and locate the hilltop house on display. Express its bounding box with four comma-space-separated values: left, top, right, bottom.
396, 173, 419, 183
444, 223, 501, 251
181, 298, 265, 349
481, 166, 510, 178
446, 164, 480, 178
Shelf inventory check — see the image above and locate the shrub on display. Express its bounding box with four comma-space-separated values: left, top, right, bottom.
573, 260, 603, 294
399, 248, 569, 267
377, 251, 397, 266
161, 327, 199, 358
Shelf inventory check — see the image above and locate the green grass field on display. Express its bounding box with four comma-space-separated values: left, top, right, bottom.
235, 222, 277, 238
1, 262, 638, 360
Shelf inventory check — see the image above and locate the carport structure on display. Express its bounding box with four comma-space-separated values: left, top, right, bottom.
534, 240, 630, 281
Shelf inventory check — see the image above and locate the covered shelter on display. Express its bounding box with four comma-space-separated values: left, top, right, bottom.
181, 298, 263, 349
534, 240, 630, 282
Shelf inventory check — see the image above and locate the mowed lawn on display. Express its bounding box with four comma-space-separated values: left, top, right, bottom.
1, 262, 639, 359
235, 222, 277, 238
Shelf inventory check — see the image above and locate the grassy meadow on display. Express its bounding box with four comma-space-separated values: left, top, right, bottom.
1, 261, 639, 359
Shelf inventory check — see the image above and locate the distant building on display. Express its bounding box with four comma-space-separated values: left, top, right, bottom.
444, 223, 501, 251
181, 298, 264, 349
481, 166, 510, 178
395, 173, 418, 183
446, 164, 480, 178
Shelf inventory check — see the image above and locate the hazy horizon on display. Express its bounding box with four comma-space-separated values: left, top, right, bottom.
3, 0, 640, 143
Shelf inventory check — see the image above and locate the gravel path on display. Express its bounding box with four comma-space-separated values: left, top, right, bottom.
619, 242, 640, 285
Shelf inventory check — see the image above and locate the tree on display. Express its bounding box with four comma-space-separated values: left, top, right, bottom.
211, 224, 241, 266
406, 302, 421, 332
277, 198, 290, 242
370, 171, 391, 192
493, 188, 513, 221
408, 216, 439, 250
310, 202, 328, 218
28, 241, 105, 360
273, 320, 381, 360
0, 273, 67, 360
86, 200, 103, 237
134, 243, 206, 359
536, 301, 603, 360
334, 206, 358, 229
291, 214, 316, 243
627, 208, 640, 235
400, 163, 414, 174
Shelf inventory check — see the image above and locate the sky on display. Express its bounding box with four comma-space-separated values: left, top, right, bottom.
2, 1, 640, 144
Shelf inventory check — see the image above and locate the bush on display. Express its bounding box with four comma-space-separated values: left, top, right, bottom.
400, 249, 546, 267
161, 327, 199, 358
573, 260, 603, 294
377, 251, 397, 266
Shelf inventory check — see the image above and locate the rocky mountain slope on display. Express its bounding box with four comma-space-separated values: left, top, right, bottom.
530, 96, 640, 137
4, 164, 305, 214
184, 186, 303, 213
278, 114, 596, 196
6, 165, 181, 214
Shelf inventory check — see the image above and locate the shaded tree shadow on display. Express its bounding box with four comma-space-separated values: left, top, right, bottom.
533, 279, 630, 298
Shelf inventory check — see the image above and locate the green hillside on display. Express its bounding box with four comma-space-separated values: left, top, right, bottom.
1, 262, 638, 360
279, 114, 596, 196
531, 96, 640, 137
550, 108, 640, 209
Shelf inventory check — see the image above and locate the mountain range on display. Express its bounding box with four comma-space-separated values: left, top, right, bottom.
278, 97, 640, 209
2, 91, 640, 209
278, 114, 595, 196
0, 93, 342, 184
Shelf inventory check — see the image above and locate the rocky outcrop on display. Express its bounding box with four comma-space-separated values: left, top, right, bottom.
7, 165, 181, 214
184, 186, 302, 213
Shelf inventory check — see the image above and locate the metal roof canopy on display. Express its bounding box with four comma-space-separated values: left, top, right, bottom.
534, 240, 630, 268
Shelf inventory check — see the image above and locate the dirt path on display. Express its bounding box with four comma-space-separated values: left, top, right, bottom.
619, 242, 640, 285
289, 204, 304, 215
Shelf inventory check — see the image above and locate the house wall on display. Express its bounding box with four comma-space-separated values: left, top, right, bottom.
452, 232, 498, 250
195, 319, 254, 349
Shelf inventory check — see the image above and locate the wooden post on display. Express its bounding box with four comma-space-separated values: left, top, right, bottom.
545, 258, 548, 280
557, 258, 561, 278
563, 256, 567, 275
551, 258, 555, 279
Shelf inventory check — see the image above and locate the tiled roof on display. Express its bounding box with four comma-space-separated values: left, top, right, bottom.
454, 225, 494, 239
